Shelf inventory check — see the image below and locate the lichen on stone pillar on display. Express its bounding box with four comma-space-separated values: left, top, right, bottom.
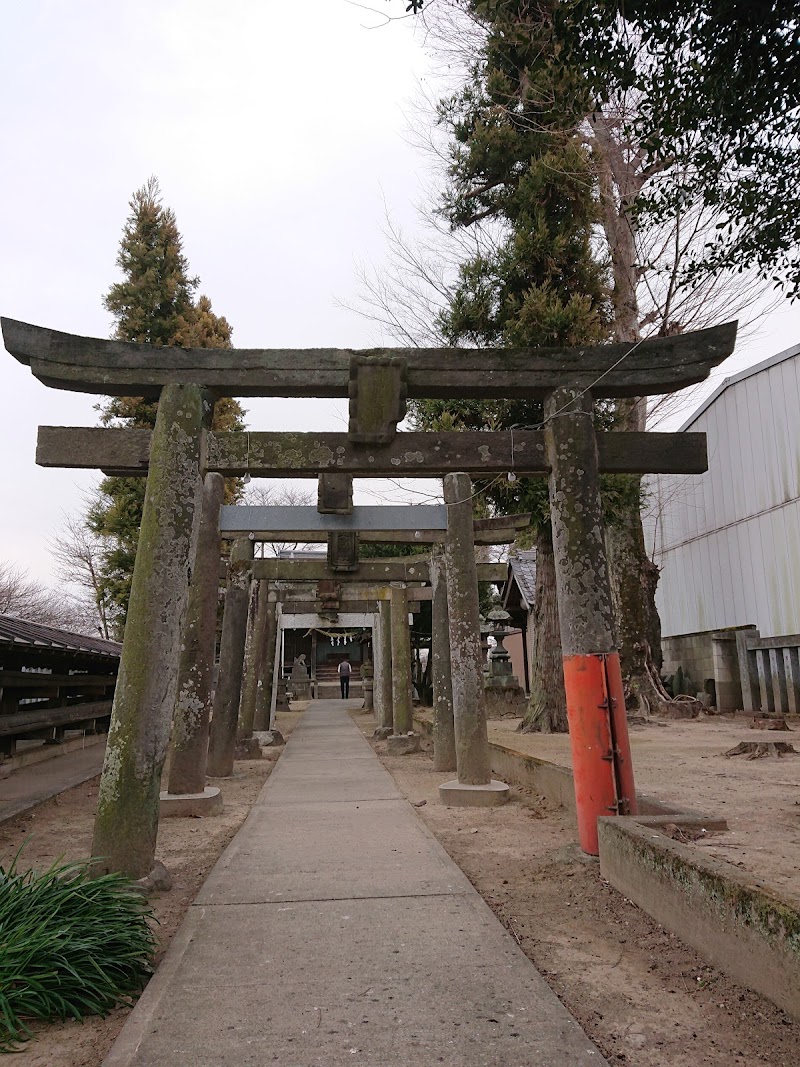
92, 383, 209, 878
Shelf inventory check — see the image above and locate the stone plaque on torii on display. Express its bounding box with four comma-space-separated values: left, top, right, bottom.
2, 316, 737, 872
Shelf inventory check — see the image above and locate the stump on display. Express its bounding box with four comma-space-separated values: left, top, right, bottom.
751, 717, 791, 731
724, 741, 797, 760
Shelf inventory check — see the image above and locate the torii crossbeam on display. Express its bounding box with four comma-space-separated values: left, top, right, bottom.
2, 318, 736, 399
219, 505, 528, 544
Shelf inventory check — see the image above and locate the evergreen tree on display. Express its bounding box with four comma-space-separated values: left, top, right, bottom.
411, 1, 612, 731
401, 0, 800, 293
90, 178, 244, 637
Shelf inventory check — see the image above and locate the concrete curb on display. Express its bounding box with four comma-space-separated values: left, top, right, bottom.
414, 709, 800, 1020
598, 816, 800, 1020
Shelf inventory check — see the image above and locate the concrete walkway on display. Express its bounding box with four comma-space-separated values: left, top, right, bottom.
104, 701, 606, 1066
0, 739, 105, 823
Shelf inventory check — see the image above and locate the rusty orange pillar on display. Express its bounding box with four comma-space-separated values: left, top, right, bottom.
544, 388, 637, 854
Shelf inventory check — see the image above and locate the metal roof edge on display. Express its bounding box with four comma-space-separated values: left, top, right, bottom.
678, 341, 800, 431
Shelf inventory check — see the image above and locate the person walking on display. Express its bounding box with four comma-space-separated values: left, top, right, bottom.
338, 656, 352, 699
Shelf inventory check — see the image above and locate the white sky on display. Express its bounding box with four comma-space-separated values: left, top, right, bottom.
1, 0, 798, 585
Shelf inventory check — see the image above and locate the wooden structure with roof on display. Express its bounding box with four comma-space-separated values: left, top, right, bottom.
0, 614, 120, 761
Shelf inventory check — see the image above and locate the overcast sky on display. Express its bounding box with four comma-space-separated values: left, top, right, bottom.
1, 0, 798, 587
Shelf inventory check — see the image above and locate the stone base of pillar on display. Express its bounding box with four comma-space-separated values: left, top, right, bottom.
387, 732, 422, 756
254, 729, 285, 747
373, 725, 393, 740
159, 787, 223, 818
235, 737, 263, 760
484, 684, 527, 718
438, 779, 510, 807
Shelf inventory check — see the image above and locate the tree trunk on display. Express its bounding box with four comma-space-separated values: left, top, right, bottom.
606, 494, 669, 713
518, 526, 567, 733
589, 115, 689, 717
607, 398, 682, 716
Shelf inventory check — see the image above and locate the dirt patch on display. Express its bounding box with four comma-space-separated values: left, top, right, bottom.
0, 711, 302, 1066
479, 713, 800, 900
352, 713, 800, 1067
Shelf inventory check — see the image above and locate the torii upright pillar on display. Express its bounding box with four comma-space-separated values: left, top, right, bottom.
544, 389, 637, 854
207, 537, 254, 777
386, 583, 420, 755
163, 470, 225, 815
374, 598, 394, 740
439, 473, 509, 806
238, 580, 271, 742
92, 383, 208, 878
430, 546, 456, 772
253, 589, 279, 736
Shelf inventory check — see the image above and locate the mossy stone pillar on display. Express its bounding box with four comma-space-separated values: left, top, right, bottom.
167, 472, 225, 796
374, 598, 393, 739
387, 583, 419, 754
92, 383, 208, 878
430, 547, 456, 772
544, 388, 637, 854
253, 590, 278, 732
206, 537, 254, 777
440, 473, 508, 806
238, 579, 271, 739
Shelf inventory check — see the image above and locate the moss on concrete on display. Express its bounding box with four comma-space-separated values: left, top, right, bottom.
605, 822, 800, 958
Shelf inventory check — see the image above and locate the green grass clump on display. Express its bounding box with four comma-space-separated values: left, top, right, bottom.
0, 850, 157, 1051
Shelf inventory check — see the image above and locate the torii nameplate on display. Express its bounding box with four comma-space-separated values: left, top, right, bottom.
3, 318, 737, 399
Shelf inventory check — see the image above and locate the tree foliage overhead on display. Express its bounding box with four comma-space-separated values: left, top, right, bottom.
409, 0, 611, 528
90, 178, 245, 636
404, 0, 800, 293
567, 1, 800, 291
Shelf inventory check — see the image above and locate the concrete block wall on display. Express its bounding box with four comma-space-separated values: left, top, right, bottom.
711, 631, 745, 711
661, 631, 715, 691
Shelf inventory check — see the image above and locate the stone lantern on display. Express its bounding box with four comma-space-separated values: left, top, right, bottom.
484, 606, 526, 716
487, 607, 515, 682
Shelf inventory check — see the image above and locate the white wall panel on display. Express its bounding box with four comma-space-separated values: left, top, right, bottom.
646, 347, 800, 639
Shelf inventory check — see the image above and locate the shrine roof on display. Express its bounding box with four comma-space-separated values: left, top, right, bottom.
504, 550, 537, 612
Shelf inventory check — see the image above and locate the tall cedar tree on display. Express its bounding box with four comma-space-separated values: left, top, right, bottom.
411, 1, 617, 731
403, 1, 800, 294
90, 178, 244, 637
420, 1, 695, 721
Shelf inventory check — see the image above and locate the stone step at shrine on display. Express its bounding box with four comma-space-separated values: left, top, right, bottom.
2, 315, 737, 875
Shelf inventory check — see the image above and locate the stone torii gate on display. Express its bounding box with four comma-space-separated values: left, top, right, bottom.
2, 317, 736, 871
207, 498, 516, 776
160, 466, 517, 808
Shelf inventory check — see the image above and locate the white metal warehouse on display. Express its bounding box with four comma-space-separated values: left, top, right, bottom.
644, 342, 800, 708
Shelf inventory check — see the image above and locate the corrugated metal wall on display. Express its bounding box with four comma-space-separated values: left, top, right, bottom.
643, 346, 800, 639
